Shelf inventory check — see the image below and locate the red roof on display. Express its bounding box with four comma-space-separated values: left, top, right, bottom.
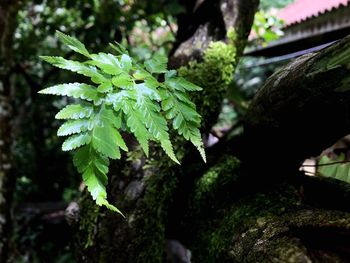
278, 0, 350, 26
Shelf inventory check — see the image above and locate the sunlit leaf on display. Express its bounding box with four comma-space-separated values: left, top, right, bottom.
40, 33, 205, 214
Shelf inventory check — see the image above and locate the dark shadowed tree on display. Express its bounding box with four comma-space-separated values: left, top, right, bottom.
0, 1, 21, 261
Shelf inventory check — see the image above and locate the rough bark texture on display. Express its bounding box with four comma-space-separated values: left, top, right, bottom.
72, 1, 259, 262
72, 2, 350, 263
0, 1, 20, 261
184, 34, 350, 263
244, 35, 350, 179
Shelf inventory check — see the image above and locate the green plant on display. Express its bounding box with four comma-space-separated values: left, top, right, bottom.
251, 10, 284, 47
39, 31, 205, 215
317, 154, 350, 183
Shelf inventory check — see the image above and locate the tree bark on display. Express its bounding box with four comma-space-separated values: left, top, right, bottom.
194, 35, 350, 262
71, 1, 350, 262
243, 35, 350, 179
72, 1, 350, 262
0, 1, 20, 261
72, 1, 259, 262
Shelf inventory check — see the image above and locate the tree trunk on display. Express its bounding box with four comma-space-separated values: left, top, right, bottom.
72, 2, 350, 263
0, 1, 20, 261
243, 36, 350, 179
72, 1, 258, 262
185, 35, 350, 262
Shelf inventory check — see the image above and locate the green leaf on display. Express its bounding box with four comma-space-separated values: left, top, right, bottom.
92, 125, 121, 159
62, 133, 91, 151
112, 73, 133, 88
109, 42, 128, 55
135, 83, 161, 101
90, 53, 122, 75
120, 54, 132, 72
97, 81, 113, 93
136, 97, 178, 163
56, 31, 90, 57
40, 56, 106, 83
165, 76, 202, 91
161, 90, 200, 124
73, 145, 92, 173
189, 129, 206, 163
335, 163, 350, 182
173, 91, 196, 108
133, 68, 151, 80
73, 146, 124, 216
113, 111, 122, 129
83, 165, 108, 201
160, 139, 179, 164
38, 83, 100, 103
99, 200, 124, 215
177, 101, 201, 122
105, 90, 134, 112
125, 106, 150, 156
318, 154, 350, 184
91, 107, 127, 159
144, 54, 168, 73
318, 155, 342, 178
161, 89, 206, 162
165, 69, 177, 79
57, 119, 90, 136
145, 77, 160, 89
55, 104, 93, 119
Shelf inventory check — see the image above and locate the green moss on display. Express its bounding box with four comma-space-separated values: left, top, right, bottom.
78, 195, 100, 249
178, 34, 237, 129
176, 156, 241, 261
131, 161, 179, 263
226, 27, 237, 46
191, 185, 301, 263
133, 177, 178, 262
196, 169, 220, 194
193, 155, 240, 208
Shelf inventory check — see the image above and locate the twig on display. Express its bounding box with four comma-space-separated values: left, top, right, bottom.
301, 160, 350, 167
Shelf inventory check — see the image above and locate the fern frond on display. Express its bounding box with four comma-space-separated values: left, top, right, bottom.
56, 104, 93, 120
57, 119, 90, 136
125, 108, 150, 156
38, 83, 100, 103
111, 72, 133, 88
109, 42, 129, 55
74, 146, 124, 216
105, 90, 134, 111
165, 73, 202, 91
136, 97, 178, 163
91, 107, 128, 159
89, 52, 123, 75
40, 32, 206, 214
62, 133, 91, 151
161, 88, 206, 162
40, 56, 106, 84
134, 83, 161, 102
97, 81, 113, 93
56, 31, 90, 57
144, 53, 168, 73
